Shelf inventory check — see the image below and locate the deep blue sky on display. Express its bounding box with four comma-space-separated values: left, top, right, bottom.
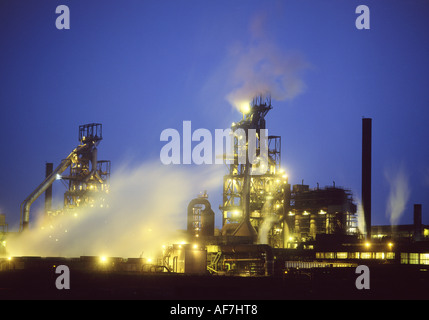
1, 0, 428, 229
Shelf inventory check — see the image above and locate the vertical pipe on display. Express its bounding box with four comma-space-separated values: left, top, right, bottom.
310, 213, 317, 240
362, 118, 372, 240
414, 204, 422, 241
45, 162, 53, 215
294, 214, 300, 240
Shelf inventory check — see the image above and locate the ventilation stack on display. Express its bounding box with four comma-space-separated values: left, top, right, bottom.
44, 162, 53, 215
414, 204, 422, 241
362, 118, 372, 240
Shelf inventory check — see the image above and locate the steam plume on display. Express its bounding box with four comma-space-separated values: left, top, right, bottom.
225, 13, 308, 111
354, 195, 366, 235
385, 164, 410, 226
7, 162, 222, 258
257, 215, 278, 245
257, 182, 279, 245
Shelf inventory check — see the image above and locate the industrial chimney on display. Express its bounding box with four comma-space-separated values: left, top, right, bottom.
362, 118, 372, 239
45, 162, 53, 215
414, 204, 422, 241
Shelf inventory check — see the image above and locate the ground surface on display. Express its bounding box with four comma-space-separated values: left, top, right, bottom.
0, 265, 428, 300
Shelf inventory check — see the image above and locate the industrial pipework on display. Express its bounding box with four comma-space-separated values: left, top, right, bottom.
19, 123, 105, 231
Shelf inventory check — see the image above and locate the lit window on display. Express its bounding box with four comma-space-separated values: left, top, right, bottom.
348, 252, 359, 259
410, 253, 419, 265
401, 253, 409, 264
375, 252, 385, 259
386, 252, 395, 260
420, 253, 429, 265
336, 252, 348, 259
360, 252, 372, 259
325, 252, 335, 259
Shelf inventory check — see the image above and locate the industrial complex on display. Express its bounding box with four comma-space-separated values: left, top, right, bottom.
1, 95, 428, 299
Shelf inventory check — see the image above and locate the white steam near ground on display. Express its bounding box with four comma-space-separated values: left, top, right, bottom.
7, 162, 223, 258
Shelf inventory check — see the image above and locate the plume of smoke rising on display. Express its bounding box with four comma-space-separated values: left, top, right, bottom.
225, 13, 309, 111
385, 164, 411, 226
353, 194, 366, 235
257, 214, 278, 245
7, 162, 223, 258
256, 183, 280, 245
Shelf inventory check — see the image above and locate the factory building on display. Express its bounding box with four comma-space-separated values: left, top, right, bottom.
371, 204, 428, 241
286, 184, 358, 243
214, 95, 358, 249
183, 97, 429, 276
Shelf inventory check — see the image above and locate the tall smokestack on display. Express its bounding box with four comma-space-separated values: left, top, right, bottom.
45, 162, 53, 215
362, 118, 372, 239
414, 204, 422, 241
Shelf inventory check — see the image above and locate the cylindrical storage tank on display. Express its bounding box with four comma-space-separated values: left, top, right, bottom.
201, 207, 215, 237
187, 197, 215, 237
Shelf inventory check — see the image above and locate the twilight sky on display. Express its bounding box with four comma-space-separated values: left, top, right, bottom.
1, 0, 428, 229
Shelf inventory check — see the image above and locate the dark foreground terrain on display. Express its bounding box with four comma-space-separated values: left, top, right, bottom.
0, 264, 428, 300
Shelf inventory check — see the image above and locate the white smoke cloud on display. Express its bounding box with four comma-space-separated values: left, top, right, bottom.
353, 194, 366, 235
256, 180, 280, 245
225, 13, 309, 111
385, 164, 411, 226
6, 162, 223, 258
257, 214, 278, 245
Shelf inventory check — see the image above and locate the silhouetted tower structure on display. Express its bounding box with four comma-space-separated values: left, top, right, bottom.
20, 123, 110, 230
362, 118, 372, 239
220, 94, 289, 247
